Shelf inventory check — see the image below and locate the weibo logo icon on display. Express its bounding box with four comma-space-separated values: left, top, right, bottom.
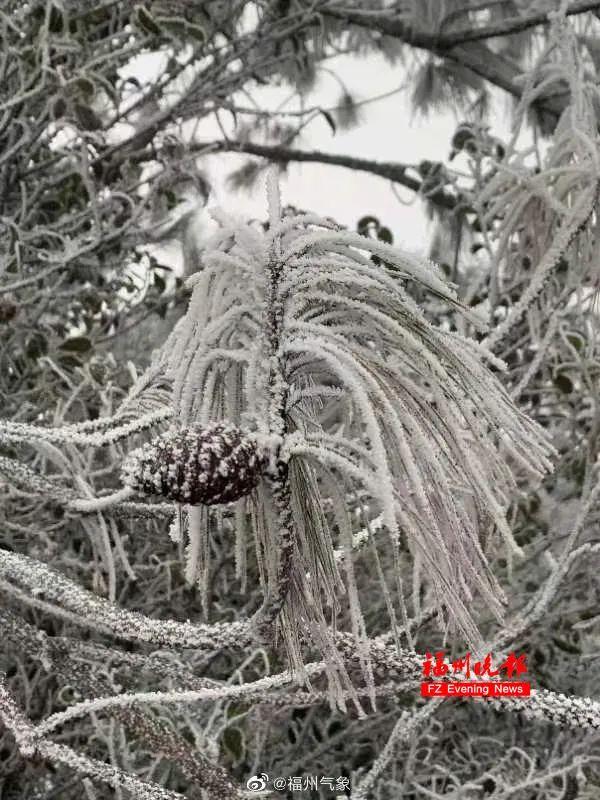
246, 773, 269, 792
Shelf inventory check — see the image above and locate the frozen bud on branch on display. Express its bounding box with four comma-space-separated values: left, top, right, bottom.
121, 423, 268, 505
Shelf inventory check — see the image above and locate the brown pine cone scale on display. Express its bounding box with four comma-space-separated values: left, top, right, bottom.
121, 423, 267, 505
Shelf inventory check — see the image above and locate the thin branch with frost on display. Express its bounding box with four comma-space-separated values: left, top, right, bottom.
0, 675, 186, 800
0, 549, 251, 652
0, 453, 173, 517
493, 462, 600, 650
483, 180, 600, 351
67, 486, 135, 513
0, 406, 172, 447
35, 662, 327, 738
0, 455, 72, 501
351, 703, 441, 800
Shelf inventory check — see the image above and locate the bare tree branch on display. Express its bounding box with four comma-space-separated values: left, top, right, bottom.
442, 0, 600, 46
321, 2, 588, 124
191, 139, 460, 211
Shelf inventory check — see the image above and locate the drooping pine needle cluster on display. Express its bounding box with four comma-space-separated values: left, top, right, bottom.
135, 169, 556, 664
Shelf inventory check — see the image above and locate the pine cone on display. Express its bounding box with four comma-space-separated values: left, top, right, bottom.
121, 423, 267, 505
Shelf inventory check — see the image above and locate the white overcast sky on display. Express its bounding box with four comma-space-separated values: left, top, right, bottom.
197, 51, 515, 255
202, 51, 456, 254
124, 46, 515, 270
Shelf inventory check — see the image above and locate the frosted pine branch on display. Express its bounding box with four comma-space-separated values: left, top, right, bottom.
491, 689, 600, 732
0, 550, 251, 652
37, 740, 188, 800
154, 170, 556, 670
35, 662, 327, 738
